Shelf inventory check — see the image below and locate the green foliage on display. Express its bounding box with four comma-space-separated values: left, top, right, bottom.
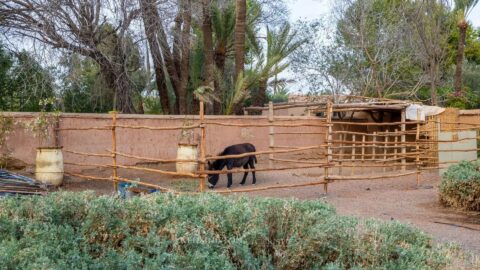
0, 114, 15, 168
0, 45, 56, 112
440, 160, 480, 211
22, 98, 60, 146
447, 25, 480, 66
0, 192, 455, 269
268, 88, 289, 103
142, 96, 163, 114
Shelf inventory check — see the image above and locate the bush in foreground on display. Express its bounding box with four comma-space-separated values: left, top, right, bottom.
440, 161, 480, 211
0, 192, 454, 269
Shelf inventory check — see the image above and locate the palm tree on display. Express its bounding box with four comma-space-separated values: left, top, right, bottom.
212, 3, 235, 75
234, 0, 247, 78
202, 0, 214, 114
251, 23, 305, 107
453, 0, 479, 96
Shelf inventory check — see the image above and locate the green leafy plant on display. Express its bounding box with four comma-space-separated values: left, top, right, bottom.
193, 84, 219, 105
440, 160, 480, 211
268, 87, 290, 103
0, 114, 15, 168
23, 98, 60, 147
0, 192, 459, 269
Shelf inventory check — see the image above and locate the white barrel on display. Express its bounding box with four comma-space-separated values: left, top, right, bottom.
176, 144, 198, 173
35, 148, 64, 186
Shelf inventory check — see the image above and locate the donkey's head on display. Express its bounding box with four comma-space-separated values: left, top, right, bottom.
207, 160, 220, 189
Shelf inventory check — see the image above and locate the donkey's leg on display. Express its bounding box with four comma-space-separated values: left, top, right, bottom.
248, 158, 256, 185
240, 164, 249, 185
226, 163, 233, 188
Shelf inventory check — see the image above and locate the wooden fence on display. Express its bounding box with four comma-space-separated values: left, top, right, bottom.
57, 100, 480, 194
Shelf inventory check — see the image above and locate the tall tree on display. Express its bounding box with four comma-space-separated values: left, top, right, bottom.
234, 0, 247, 78
177, 0, 192, 114
335, 0, 423, 98
139, 0, 170, 114
252, 23, 305, 107
202, 0, 215, 114
0, 0, 139, 113
139, 0, 192, 114
409, 0, 452, 105
453, 0, 479, 96
0, 48, 55, 112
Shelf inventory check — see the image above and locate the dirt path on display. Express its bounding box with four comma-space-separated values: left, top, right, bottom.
31, 166, 480, 255
246, 171, 480, 254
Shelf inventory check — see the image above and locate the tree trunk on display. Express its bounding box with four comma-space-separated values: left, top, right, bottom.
177, 0, 192, 115
213, 45, 227, 114
202, 0, 215, 114
154, 8, 182, 114
252, 79, 268, 107
172, 13, 183, 77
139, 0, 170, 114
234, 0, 246, 78
430, 59, 438, 106
137, 97, 145, 114
92, 50, 136, 114
453, 20, 467, 96
114, 70, 137, 114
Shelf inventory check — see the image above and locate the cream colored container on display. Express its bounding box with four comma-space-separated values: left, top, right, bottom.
176, 144, 198, 173
35, 147, 64, 186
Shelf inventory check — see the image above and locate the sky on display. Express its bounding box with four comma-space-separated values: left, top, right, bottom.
287, 0, 480, 27
284, 0, 480, 93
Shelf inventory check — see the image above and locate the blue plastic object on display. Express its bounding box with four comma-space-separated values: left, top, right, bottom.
117, 182, 159, 199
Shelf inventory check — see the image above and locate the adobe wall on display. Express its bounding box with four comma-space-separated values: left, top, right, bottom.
2, 112, 327, 173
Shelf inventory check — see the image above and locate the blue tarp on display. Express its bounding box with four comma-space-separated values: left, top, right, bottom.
0, 169, 48, 196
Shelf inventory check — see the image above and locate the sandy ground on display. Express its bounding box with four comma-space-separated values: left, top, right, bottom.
18, 164, 480, 255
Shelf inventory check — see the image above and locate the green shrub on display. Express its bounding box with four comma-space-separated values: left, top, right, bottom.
0, 192, 454, 269
440, 161, 480, 211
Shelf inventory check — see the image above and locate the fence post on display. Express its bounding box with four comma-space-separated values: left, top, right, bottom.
199, 101, 207, 192
338, 133, 344, 175
383, 130, 388, 173
401, 108, 406, 171
361, 135, 366, 174
416, 109, 421, 186
324, 100, 333, 193
109, 111, 118, 193
351, 134, 356, 176
394, 129, 398, 170
54, 116, 60, 148
268, 101, 274, 168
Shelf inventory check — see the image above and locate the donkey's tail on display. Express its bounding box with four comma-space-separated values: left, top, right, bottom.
254, 156, 257, 164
